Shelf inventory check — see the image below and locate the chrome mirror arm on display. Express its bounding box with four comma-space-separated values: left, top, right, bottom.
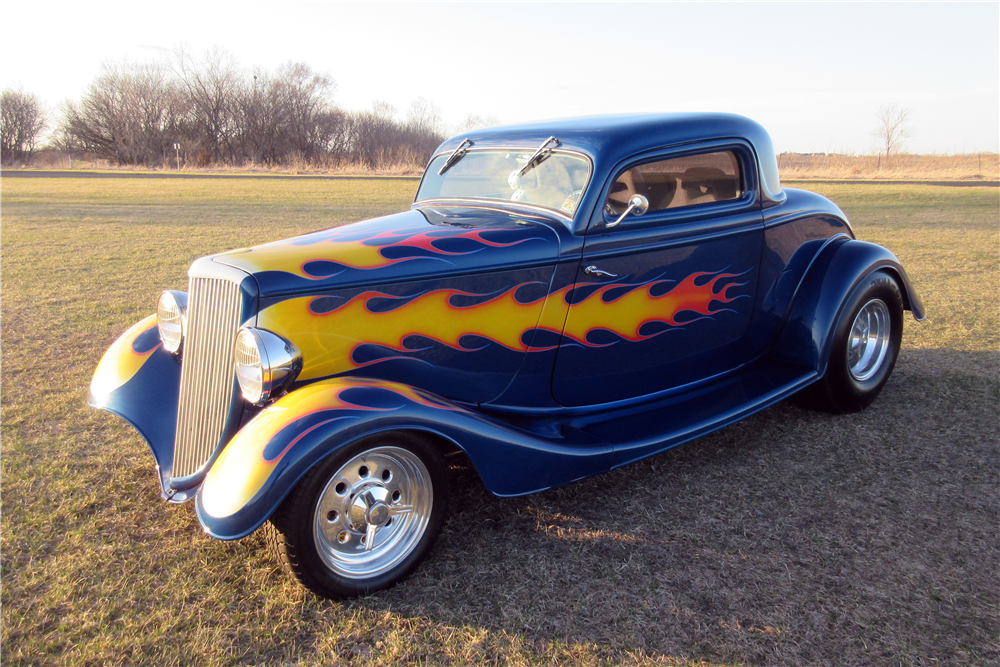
607, 194, 650, 228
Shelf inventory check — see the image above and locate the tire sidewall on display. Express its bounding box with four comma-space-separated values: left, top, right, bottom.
825, 270, 904, 411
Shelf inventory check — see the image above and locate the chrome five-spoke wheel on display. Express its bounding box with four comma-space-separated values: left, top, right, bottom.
313, 446, 433, 579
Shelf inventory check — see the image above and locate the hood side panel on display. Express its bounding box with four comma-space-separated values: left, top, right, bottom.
257, 266, 557, 405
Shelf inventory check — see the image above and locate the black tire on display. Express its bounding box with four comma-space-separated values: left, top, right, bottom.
266, 431, 448, 599
800, 270, 904, 414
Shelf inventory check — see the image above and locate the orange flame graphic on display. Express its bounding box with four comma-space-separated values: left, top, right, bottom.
201, 380, 457, 518
257, 269, 748, 382
90, 315, 161, 406
557, 271, 748, 347
219, 223, 547, 280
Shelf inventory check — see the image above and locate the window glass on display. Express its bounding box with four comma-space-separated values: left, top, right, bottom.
605, 150, 743, 216
417, 150, 591, 216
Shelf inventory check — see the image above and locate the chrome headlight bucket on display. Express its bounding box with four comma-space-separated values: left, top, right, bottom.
234, 328, 303, 405
156, 290, 188, 354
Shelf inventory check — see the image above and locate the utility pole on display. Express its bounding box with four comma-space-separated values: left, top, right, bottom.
174, 143, 181, 171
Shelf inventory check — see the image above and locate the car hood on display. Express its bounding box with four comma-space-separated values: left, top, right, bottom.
212, 206, 561, 297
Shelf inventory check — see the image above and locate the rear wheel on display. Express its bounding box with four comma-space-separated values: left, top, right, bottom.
267, 432, 447, 599
801, 270, 904, 413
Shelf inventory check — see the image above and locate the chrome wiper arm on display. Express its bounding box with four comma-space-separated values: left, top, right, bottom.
437, 138, 473, 175
517, 136, 560, 176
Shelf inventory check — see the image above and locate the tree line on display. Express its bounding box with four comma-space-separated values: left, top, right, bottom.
2, 50, 499, 169
1, 87, 47, 163
3, 50, 925, 170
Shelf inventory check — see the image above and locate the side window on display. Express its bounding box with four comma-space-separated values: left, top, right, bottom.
605, 150, 743, 216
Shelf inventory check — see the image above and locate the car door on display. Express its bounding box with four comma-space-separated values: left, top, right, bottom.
551, 142, 765, 406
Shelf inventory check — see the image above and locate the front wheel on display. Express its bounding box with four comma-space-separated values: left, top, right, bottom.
801, 270, 904, 413
266, 432, 448, 599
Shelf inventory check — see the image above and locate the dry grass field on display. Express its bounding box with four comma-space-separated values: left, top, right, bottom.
1, 176, 997, 666
778, 152, 999, 182
12, 150, 1000, 181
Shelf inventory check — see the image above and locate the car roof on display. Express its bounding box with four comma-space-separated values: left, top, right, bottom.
434, 112, 784, 203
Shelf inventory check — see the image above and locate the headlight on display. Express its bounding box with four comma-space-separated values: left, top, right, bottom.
156, 290, 188, 354
234, 328, 303, 405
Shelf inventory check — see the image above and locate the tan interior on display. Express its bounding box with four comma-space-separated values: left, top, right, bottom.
605, 152, 742, 216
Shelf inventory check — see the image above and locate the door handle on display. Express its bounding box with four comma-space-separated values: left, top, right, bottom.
584, 265, 618, 278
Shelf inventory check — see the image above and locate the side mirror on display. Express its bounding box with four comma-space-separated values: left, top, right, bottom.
607, 194, 649, 228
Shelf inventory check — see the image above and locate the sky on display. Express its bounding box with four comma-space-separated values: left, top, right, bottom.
1, 1, 997, 154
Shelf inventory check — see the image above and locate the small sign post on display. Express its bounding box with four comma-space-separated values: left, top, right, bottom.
174, 143, 181, 171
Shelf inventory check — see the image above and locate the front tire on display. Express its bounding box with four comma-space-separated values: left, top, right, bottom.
267, 432, 448, 599
803, 270, 904, 414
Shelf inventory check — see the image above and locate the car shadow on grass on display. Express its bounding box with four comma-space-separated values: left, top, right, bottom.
266, 348, 996, 666
211, 348, 997, 666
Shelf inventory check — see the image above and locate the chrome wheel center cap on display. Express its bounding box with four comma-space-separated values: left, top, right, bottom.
367, 503, 390, 526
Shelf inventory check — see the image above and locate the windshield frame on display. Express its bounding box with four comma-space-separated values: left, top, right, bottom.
413, 146, 594, 221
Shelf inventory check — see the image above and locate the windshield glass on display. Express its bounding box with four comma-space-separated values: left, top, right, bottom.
416, 149, 592, 216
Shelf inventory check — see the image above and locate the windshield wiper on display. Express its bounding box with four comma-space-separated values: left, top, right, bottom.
438, 138, 473, 175
517, 136, 560, 176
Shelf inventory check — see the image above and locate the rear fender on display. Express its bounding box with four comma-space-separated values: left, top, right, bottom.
195, 378, 611, 540
771, 239, 924, 373
89, 315, 181, 497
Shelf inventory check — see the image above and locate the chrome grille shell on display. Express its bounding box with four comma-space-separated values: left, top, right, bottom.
172, 275, 244, 479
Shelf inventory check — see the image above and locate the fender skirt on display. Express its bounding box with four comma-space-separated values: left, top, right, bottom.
88, 315, 180, 497
771, 238, 925, 373
195, 378, 612, 540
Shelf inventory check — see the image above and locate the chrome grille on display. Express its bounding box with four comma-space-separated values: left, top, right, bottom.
172, 277, 243, 478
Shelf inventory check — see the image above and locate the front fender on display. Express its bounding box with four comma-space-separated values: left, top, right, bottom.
196, 378, 612, 540
771, 239, 924, 373
89, 315, 181, 496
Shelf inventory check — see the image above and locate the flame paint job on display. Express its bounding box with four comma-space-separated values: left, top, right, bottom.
88, 314, 182, 499
196, 376, 618, 539
201, 380, 454, 518
256, 268, 749, 388
556, 270, 749, 347
89, 315, 161, 406
214, 209, 558, 296
257, 282, 553, 382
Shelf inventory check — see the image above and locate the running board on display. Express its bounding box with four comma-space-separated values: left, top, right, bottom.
492, 361, 817, 470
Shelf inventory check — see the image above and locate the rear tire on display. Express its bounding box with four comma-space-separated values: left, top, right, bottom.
267, 431, 448, 599
801, 270, 904, 414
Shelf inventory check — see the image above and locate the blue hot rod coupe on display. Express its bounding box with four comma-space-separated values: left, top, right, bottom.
90, 113, 924, 599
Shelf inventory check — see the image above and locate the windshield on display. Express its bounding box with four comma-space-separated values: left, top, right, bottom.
416, 149, 592, 216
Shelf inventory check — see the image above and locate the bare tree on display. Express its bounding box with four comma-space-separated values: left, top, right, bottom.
456, 113, 501, 134
275, 62, 338, 160
231, 62, 340, 165
171, 46, 241, 164
51, 50, 452, 170
348, 102, 402, 168
1, 87, 47, 164
406, 96, 442, 135
371, 100, 397, 121
873, 103, 912, 167
62, 60, 184, 166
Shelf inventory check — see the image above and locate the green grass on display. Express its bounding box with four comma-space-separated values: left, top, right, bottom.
2, 177, 997, 666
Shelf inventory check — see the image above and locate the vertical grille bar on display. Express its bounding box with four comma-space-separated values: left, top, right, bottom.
172, 277, 242, 478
